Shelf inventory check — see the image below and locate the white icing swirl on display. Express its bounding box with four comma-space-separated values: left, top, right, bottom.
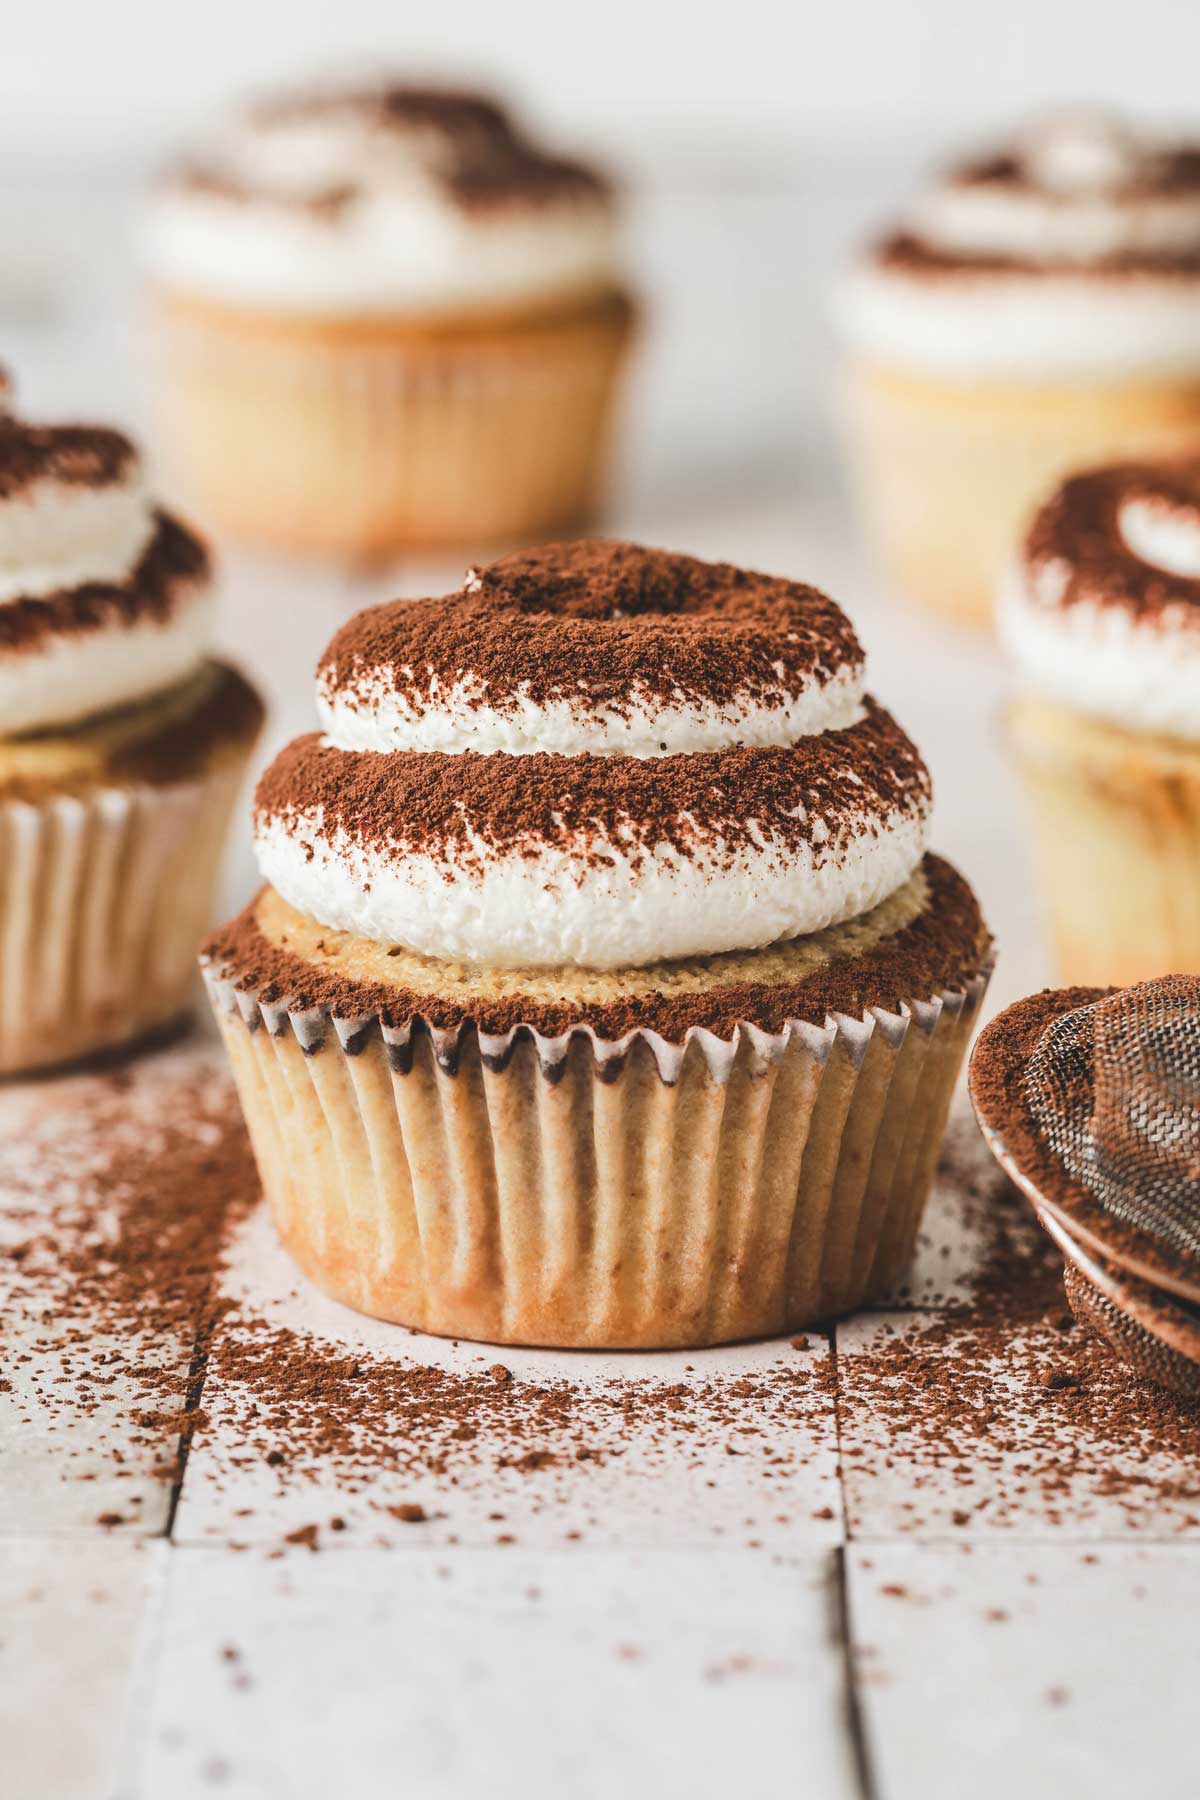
0, 429, 213, 736
254, 550, 932, 970
146, 89, 620, 317
843, 113, 1200, 378
254, 794, 928, 972
315, 661, 866, 758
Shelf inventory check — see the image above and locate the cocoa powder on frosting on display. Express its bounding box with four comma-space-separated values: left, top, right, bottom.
874, 230, 1200, 281
0, 511, 210, 656
1023, 459, 1200, 626
177, 82, 610, 220
319, 540, 865, 723
202, 852, 987, 1042
256, 696, 928, 874
0, 417, 136, 498
951, 144, 1200, 200
0, 661, 263, 801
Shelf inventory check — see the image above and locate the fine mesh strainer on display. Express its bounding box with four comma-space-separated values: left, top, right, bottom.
1025, 976, 1200, 1287
1063, 1266, 1200, 1399
969, 979, 1200, 1391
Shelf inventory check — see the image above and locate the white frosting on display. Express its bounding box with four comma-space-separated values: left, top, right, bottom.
255, 798, 928, 971
315, 662, 866, 758
0, 589, 215, 737
843, 114, 1200, 378
0, 467, 154, 604
1000, 488, 1200, 740
842, 266, 1200, 378
146, 105, 619, 316
0, 443, 212, 736
258, 566, 931, 967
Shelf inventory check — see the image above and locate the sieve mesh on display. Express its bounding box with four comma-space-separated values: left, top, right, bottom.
1026, 976, 1200, 1264
1063, 1265, 1200, 1397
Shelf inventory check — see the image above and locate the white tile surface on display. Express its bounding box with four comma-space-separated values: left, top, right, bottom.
0, 1047, 234, 1537
837, 1311, 1200, 1542
136, 1546, 857, 1800
0, 1536, 164, 1800
174, 1207, 842, 1551
848, 1542, 1200, 1800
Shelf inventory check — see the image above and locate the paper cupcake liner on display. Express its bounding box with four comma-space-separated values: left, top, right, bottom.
841, 360, 1200, 629
154, 293, 635, 557
1008, 698, 1200, 987
0, 767, 243, 1076
203, 964, 990, 1348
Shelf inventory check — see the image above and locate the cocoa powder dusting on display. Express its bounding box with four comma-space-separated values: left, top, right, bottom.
256, 696, 928, 875
839, 1116, 1200, 1534
0, 511, 210, 656
319, 540, 864, 723
2, 1050, 260, 1495
1024, 460, 1200, 628
176, 83, 610, 220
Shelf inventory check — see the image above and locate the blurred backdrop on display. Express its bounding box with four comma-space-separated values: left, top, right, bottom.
5, 0, 1200, 1018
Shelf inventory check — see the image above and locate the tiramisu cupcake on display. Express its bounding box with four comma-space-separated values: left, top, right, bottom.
204, 541, 989, 1349
1002, 453, 1200, 986
840, 113, 1200, 628
145, 83, 635, 558
0, 410, 263, 1075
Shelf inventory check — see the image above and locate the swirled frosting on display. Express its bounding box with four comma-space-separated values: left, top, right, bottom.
842, 113, 1200, 377
0, 416, 214, 736
146, 82, 620, 317
253, 542, 934, 970
1000, 455, 1200, 739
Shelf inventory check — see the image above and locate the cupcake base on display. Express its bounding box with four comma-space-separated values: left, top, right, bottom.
0, 663, 263, 1077
203, 864, 989, 1348
153, 288, 636, 558
1, 772, 242, 1075
844, 361, 1200, 629
1008, 695, 1200, 987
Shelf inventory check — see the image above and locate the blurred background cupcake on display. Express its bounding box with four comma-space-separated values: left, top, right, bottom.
0, 398, 262, 1073
839, 112, 1200, 630
144, 80, 637, 559
1002, 453, 1200, 985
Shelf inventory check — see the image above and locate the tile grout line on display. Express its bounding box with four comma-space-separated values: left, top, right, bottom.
162, 1290, 224, 1543
827, 1322, 878, 1800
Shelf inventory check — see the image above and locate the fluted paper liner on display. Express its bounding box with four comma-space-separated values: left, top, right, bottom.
0, 768, 242, 1075
204, 962, 989, 1348
155, 294, 634, 557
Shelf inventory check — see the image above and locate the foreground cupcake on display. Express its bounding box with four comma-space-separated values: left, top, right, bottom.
203, 541, 991, 1348
840, 113, 1200, 628
145, 82, 635, 558
1002, 453, 1200, 986
0, 411, 263, 1074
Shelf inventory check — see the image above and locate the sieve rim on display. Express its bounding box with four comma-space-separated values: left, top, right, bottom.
969, 986, 1200, 1306
1035, 1196, 1200, 1368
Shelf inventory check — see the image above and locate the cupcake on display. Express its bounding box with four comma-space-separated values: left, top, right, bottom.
839, 112, 1200, 629
1002, 452, 1200, 987
203, 541, 990, 1349
145, 82, 635, 558
0, 409, 263, 1075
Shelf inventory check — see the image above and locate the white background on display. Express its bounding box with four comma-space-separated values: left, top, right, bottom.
4, 0, 1200, 156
